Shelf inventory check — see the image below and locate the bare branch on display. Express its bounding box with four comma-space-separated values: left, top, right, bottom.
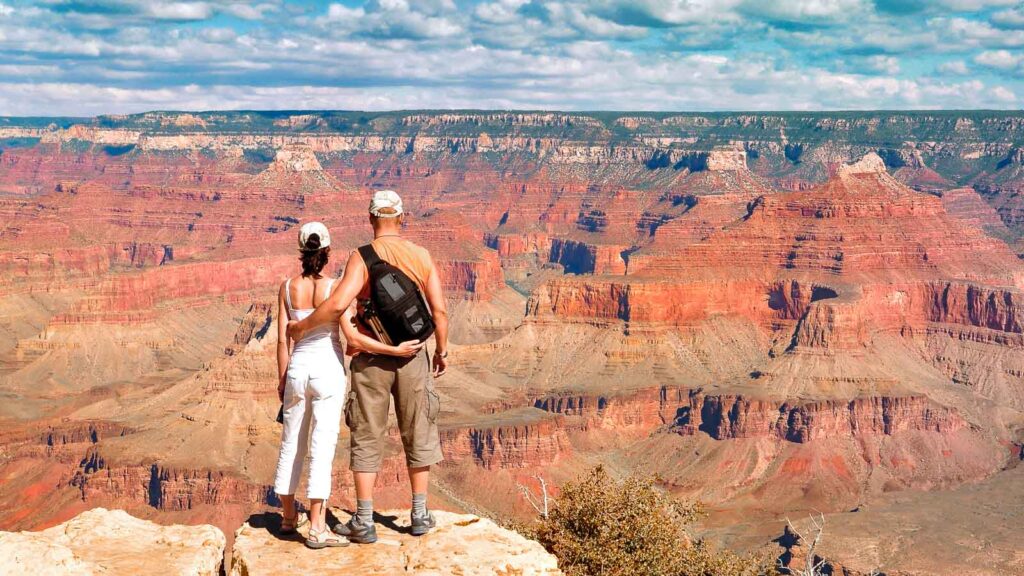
784, 516, 803, 540
516, 474, 550, 520
784, 513, 827, 576
536, 475, 549, 519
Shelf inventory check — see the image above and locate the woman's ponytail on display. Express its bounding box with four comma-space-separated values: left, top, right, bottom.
299, 233, 330, 278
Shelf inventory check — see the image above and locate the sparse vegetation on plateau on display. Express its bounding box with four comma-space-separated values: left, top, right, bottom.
533, 466, 777, 576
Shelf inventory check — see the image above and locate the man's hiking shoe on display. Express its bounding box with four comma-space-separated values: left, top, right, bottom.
410, 510, 436, 537
333, 515, 377, 544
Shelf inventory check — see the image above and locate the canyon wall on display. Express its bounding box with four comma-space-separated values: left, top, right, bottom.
673, 392, 966, 442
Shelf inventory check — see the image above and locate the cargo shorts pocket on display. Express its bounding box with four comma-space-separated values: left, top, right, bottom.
344, 390, 359, 429
426, 387, 440, 423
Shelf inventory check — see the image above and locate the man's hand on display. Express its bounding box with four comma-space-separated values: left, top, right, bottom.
394, 340, 425, 358
285, 320, 303, 342
277, 375, 287, 402
432, 351, 448, 378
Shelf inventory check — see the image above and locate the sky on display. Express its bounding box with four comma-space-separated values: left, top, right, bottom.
0, 0, 1023, 115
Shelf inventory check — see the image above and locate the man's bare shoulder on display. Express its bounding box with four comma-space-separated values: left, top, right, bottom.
395, 237, 432, 259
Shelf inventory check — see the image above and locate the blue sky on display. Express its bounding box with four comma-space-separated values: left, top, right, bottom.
0, 0, 1022, 115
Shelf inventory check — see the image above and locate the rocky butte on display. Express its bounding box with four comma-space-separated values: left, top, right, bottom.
1, 110, 1023, 574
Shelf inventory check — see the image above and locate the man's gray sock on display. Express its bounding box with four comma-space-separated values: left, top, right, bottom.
356, 499, 374, 524
412, 493, 427, 518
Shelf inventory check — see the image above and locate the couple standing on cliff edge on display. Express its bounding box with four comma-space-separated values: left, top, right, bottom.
271, 190, 449, 549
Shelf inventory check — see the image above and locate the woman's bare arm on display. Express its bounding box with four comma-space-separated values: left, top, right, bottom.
339, 304, 423, 358
276, 281, 291, 399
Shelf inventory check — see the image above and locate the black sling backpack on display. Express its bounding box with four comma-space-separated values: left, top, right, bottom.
357, 244, 435, 346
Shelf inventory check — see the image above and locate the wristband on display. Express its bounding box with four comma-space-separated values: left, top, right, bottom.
435, 350, 449, 359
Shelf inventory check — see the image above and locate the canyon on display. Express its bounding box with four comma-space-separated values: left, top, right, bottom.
1, 110, 1023, 574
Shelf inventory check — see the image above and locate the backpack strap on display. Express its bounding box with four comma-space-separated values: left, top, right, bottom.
358, 244, 384, 270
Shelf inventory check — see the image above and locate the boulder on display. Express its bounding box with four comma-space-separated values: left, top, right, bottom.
0, 508, 225, 575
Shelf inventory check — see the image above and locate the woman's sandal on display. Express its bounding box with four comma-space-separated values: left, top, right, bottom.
306, 526, 350, 549
279, 512, 308, 536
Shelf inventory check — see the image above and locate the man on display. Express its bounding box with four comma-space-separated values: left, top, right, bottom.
286, 189, 448, 541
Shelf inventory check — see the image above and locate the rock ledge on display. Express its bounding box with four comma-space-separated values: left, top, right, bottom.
232, 509, 563, 576
0, 508, 225, 576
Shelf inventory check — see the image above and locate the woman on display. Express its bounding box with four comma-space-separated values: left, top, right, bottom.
273, 222, 422, 549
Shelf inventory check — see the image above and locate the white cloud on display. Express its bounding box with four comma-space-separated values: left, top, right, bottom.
58, 12, 122, 29
974, 49, 1023, 69
741, 0, 870, 23
936, 0, 1017, 9
545, 2, 647, 39
937, 60, 970, 75
0, 64, 61, 76
474, 0, 529, 24
866, 55, 900, 74
90, 68, 151, 80
143, 2, 214, 21
775, 20, 940, 55
0, 48, 1017, 116
320, 0, 462, 39
934, 16, 1024, 48
0, 3, 13, 17
324, 3, 366, 21
599, 0, 742, 26
991, 85, 1017, 101
0, 0, 1022, 114
992, 7, 1024, 29
875, 0, 1016, 12
223, 2, 278, 20
199, 27, 237, 42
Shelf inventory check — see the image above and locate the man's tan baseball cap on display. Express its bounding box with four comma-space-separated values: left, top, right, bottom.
369, 189, 403, 218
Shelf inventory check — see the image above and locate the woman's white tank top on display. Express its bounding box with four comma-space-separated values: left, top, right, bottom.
285, 277, 343, 358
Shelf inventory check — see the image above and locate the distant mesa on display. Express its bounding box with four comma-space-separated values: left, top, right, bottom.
272, 114, 325, 130
838, 151, 888, 177
163, 113, 208, 129
267, 145, 322, 173
705, 148, 748, 171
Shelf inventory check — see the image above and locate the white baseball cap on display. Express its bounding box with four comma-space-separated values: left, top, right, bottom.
297, 221, 331, 251
369, 190, 403, 218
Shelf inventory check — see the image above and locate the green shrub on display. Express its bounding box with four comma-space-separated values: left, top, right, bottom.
535, 466, 776, 576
